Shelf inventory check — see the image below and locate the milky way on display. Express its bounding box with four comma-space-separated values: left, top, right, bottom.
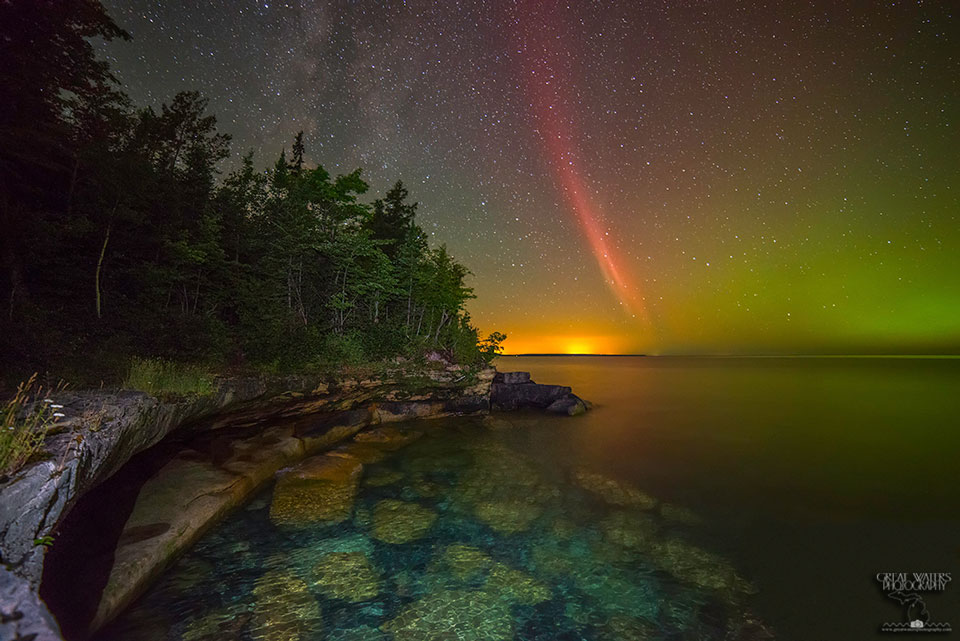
98, 0, 958, 354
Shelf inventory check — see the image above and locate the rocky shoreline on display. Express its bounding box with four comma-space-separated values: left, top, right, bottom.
0, 367, 587, 641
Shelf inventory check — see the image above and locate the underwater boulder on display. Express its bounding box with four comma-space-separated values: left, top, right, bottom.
250, 570, 323, 641
473, 499, 542, 534
435, 544, 494, 582
651, 538, 756, 596
545, 394, 588, 416
659, 503, 703, 526
330, 441, 389, 464
484, 563, 551, 605
381, 589, 514, 641
572, 468, 658, 509
313, 551, 380, 602
363, 468, 405, 487
353, 426, 423, 450
269, 454, 363, 526
371, 499, 437, 544
599, 510, 661, 550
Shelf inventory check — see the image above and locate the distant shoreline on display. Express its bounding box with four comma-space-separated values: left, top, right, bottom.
499, 353, 960, 359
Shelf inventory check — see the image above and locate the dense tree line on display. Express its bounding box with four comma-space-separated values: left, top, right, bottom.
0, 0, 502, 382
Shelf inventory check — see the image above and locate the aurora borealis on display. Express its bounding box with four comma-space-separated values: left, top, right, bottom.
98, 0, 958, 355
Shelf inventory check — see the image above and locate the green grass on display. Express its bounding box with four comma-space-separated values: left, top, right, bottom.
123, 358, 215, 397
1, 374, 59, 477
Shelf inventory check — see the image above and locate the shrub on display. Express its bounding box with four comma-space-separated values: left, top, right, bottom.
319, 333, 367, 367
123, 358, 214, 397
1, 374, 59, 477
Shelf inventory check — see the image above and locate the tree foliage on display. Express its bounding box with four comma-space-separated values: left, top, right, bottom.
0, 2, 501, 382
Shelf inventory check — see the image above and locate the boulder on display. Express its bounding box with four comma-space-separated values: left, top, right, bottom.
494, 371, 530, 385
546, 394, 587, 416
371, 499, 437, 544
381, 589, 514, 641
312, 551, 380, 602
270, 454, 363, 526
490, 371, 589, 413
572, 468, 658, 509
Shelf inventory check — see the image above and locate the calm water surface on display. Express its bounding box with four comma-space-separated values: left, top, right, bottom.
98, 356, 960, 640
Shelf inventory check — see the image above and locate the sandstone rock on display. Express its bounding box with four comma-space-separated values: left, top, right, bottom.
363, 468, 405, 487
485, 563, 551, 605
660, 502, 703, 525
572, 468, 658, 509
546, 394, 587, 416
270, 455, 363, 527
495, 371, 531, 385
481, 415, 516, 430
474, 499, 541, 534
381, 589, 513, 641
250, 571, 323, 641
490, 381, 571, 411
313, 551, 380, 602
600, 510, 660, 549
434, 544, 494, 581
90, 455, 256, 632
651, 538, 756, 595
353, 426, 423, 450
371, 499, 437, 543
330, 441, 388, 464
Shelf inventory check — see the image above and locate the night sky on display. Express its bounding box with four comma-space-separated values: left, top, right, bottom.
98, 0, 958, 355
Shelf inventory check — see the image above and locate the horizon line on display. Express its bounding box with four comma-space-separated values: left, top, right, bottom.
498, 353, 960, 358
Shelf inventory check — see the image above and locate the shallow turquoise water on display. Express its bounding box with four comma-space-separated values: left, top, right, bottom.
96, 356, 960, 640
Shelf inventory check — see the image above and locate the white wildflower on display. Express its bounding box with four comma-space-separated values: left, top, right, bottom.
43, 399, 53, 404
53, 412, 66, 418
51, 404, 63, 409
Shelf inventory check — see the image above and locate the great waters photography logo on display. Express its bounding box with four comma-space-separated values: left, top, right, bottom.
876, 572, 952, 633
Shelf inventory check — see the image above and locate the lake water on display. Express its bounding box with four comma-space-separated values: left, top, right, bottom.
96, 356, 960, 640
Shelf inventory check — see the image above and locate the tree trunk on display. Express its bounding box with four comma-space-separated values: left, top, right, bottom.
95, 222, 112, 318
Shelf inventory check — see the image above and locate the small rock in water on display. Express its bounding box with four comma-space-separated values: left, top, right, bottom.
313, 551, 380, 602
572, 468, 658, 509
371, 499, 437, 543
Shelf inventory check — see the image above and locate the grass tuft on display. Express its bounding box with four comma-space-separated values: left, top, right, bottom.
123, 358, 214, 397
1, 374, 59, 477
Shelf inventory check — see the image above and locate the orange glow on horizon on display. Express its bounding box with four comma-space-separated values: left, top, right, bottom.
500, 334, 629, 355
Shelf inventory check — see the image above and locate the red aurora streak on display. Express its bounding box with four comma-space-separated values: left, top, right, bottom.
513, 1, 647, 320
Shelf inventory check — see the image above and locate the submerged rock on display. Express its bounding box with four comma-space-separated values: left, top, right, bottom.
270, 454, 363, 526
363, 468, 405, 487
330, 441, 388, 464
371, 499, 437, 544
381, 589, 513, 641
250, 571, 323, 641
572, 468, 658, 509
313, 551, 380, 602
481, 415, 516, 431
327, 625, 388, 641
651, 538, 756, 595
599, 510, 661, 549
353, 426, 423, 450
660, 502, 703, 525
182, 609, 252, 641
473, 499, 541, 533
452, 440, 556, 533
597, 614, 660, 641
435, 544, 494, 582
485, 563, 551, 605
546, 394, 588, 416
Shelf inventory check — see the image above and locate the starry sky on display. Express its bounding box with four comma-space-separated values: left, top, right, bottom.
97, 0, 959, 355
